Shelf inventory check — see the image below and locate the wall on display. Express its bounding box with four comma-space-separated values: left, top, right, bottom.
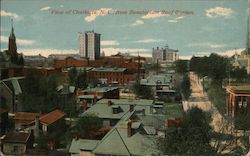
3, 143, 26, 155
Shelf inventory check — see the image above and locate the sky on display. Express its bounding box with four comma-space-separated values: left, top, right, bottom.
0, 0, 249, 59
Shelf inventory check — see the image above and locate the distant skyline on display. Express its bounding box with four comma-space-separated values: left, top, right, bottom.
0, 0, 249, 59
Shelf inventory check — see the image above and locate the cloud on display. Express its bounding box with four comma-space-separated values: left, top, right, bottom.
134, 38, 164, 43
206, 7, 233, 18
168, 20, 178, 23
187, 42, 226, 48
101, 40, 120, 46
0, 10, 19, 19
84, 8, 113, 22
40, 6, 51, 11
130, 20, 144, 26
101, 47, 149, 56
175, 16, 185, 20
141, 11, 169, 19
179, 48, 245, 60
1, 36, 35, 46
18, 48, 78, 57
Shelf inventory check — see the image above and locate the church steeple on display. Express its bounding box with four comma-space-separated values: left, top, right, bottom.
8, 19, 18, 63
9, 19, 15, 39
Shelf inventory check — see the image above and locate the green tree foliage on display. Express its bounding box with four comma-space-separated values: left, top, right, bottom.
234, 114, 250, 131
190, 53, 229, 86
158, 107, 217, 155
68, 67, 78, 86
75, 69, 88, 89
20, 72, 64, 113
230, 66, 248, 82
68, 67, 88, 89
132, 80, 154, 99
175, 60, 188, 74
73, 115, 103, 139
181, 74, 191, 100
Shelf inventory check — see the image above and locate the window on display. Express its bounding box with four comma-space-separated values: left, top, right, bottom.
13, 145, 18, 153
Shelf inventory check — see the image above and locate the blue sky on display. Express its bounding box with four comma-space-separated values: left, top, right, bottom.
0, 0, 249, 59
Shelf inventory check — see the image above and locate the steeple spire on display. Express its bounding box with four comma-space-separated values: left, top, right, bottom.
9, 18, 15, 38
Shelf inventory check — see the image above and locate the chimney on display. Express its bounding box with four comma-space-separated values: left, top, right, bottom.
127, 120, 132, 137
83, 100, 87, 112
142, 109, 145, 116
108, 100, 113, 106
34, 115, 39, 139
129, 104, 134, 112
93, 96, 97, 105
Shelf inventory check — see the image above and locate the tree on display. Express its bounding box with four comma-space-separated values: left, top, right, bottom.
230, 66, 248, 82
20, 72, 64, 112
181, 74, 191, 100
132, 80, 154, 99
75, 69, 88, 89
68, 67, 78, 86
158, 107, 217, 155
175, 60, 188, 74
73, 115, 103, 139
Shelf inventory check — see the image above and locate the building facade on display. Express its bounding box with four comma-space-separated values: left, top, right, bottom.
152, 46, 178, 63
79, 31, 101, 60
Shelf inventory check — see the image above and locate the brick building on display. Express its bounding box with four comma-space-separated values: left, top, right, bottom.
88, 67, 136, 85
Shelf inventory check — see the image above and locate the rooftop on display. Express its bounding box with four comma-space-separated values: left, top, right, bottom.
3, 132, 31, 143
92, 67, 127, 72
165, 103, 183, 119
69, 138, 100, 154
226, 84, 250, 94
39, 109, 65, 125
82, 87, 119, 93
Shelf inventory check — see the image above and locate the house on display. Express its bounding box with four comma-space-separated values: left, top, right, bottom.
13, 112, 42, 130
88, 67, 136, 85
140, 74, 177, 101
70, 108, 164, 156
39, 109, 66, 133
226, 84, 250, 118
0, 108, 8, 135
0, 77, 24, 112
69, 138, 100, 156
2, 132, 33, 155
82, 99, 155, 127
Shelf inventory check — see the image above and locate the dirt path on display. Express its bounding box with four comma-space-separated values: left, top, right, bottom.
182, 72, 223, 132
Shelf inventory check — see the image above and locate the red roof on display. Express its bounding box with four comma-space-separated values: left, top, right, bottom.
3, 132, 31, 143
39, 109, 66, 125
14, 112, 43, 125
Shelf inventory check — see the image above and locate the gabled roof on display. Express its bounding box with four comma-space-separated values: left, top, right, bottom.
93, 128, 131, 155
69, 138, 99, 154
39, 109, 65, 125
3, 132, 31, 143
93, 121, 160, 156
1, 77, 24, 95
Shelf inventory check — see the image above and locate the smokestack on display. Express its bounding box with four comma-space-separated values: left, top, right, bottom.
34, 115, 39, 139
108, 100, 113, 106
127, 120, 132, 137
129, 105, 134, 112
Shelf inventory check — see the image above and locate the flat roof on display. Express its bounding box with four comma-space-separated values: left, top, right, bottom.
92, 67, 126, 72
82, 87, 119, 93
226, 84, 250, 94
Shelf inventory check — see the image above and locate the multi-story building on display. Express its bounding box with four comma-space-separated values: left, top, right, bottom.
79, 30, 101, 60
152, 46, 178, 63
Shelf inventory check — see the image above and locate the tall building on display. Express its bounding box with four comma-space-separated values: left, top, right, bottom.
79, 30, 101, 60
152, 45, 178, 63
